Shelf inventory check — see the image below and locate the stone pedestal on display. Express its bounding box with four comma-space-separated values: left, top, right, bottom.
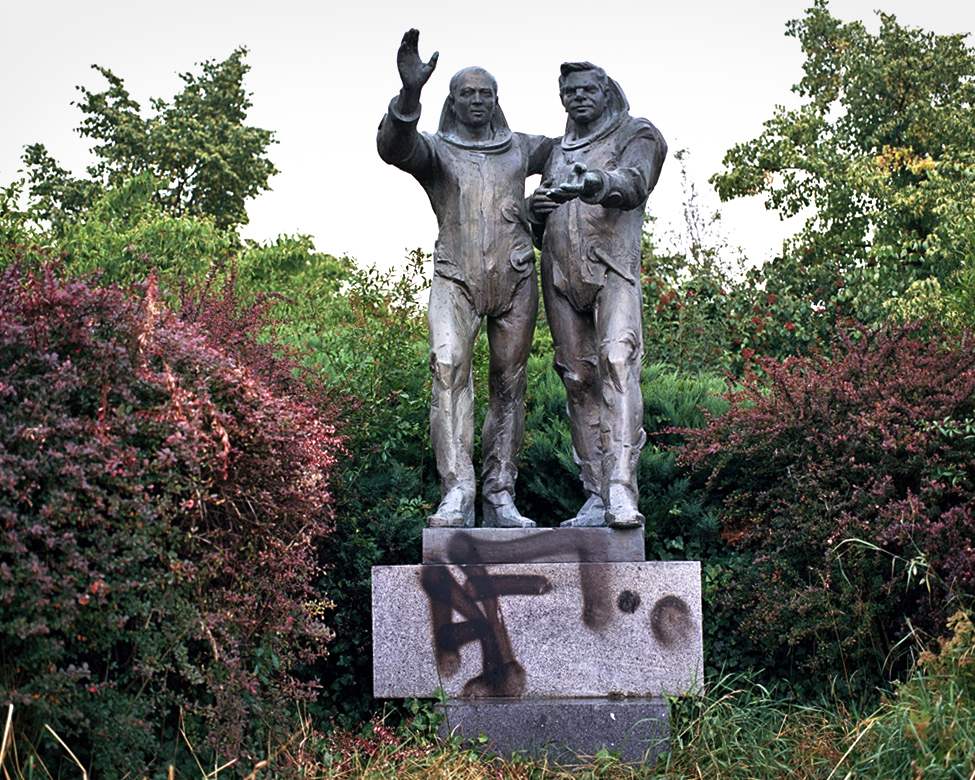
421, 526, 646, 565
441, 697, 669, 764
371, 528, 702, 763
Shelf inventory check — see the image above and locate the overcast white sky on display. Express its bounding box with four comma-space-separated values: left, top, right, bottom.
1, 0, 971, 273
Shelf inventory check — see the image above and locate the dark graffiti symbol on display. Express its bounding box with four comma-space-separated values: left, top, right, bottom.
616, 589, 641, 614
445, 528, 614, 563
420, 565, 551, 697
578, 563, 613, 630
650, 595, 692, 647
421, 534, 676, 698
445, 530, 614, 630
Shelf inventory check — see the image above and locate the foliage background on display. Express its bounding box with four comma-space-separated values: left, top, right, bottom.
2, 3, 975, 774
0, 254, 342, 778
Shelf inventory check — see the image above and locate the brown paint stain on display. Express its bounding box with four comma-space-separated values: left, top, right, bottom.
650, 595, 692, 647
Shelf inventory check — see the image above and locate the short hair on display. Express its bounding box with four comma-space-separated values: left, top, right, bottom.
449, 66, 498, 99
559, 62, 609, 92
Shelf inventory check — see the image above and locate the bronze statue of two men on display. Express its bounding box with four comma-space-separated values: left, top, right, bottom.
378, 29, 666, 530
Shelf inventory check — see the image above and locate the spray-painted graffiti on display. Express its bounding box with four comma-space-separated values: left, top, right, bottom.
649, 594, 693, 647
445, 530, 617, 630
420, 564, 551, 696
444, 527, 622, 564
617, 589, 641, 613
420, 532, 696, 697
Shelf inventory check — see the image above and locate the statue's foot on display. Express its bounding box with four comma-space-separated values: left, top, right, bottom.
606, 507, 645, 529
482, 493, 536, 528
605, 486, 644, 529
560, 494, 606, 527
428, 488, 474, 528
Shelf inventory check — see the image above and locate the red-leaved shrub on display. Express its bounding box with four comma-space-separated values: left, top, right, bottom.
677, 324, 975, 690
0, 254, 342, 777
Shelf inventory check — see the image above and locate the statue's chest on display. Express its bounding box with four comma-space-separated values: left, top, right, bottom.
553, 140, 617, 178
442, 148, 525, 190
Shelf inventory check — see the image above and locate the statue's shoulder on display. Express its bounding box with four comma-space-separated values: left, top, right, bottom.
412, 128, 442, 157
622, 114, 663, 142
512, 131, 559, 156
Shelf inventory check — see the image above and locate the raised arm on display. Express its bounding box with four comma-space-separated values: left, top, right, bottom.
378, 29, 439, 174
394, 28, 439, 118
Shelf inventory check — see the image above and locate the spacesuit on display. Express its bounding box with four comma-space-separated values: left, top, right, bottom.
378, 74, 553, 527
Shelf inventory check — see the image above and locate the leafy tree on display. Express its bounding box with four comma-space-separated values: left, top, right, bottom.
52, 172, 235, 286
711, 1, 975, 327
22, 48, 276, 234
0, 180, 44, 250
946, 227, 975, 328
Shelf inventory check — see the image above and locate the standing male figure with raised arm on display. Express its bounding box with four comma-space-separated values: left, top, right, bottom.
531, 62, 667, 529
378, 30, 554, 528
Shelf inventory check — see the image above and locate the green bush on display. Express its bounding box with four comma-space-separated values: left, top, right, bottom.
302, 253, 436, 725
0, 255, 342, 777
520, 361, 729, 529
677, 323, 975, 694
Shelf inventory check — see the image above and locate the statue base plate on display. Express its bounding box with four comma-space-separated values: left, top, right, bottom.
439, 696, 669, 765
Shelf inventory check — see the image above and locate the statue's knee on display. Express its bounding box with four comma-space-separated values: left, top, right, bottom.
553, 347, 596, 397
488, 365, 526, 402
429, 350, 468, 389
601, 333, 642, 378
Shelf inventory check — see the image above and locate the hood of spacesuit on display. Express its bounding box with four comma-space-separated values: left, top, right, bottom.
437, 70, 513, 152
560, 67, 630, 150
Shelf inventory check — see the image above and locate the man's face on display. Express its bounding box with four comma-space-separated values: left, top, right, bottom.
451, 73, 497, 128
560, 71, 607, 125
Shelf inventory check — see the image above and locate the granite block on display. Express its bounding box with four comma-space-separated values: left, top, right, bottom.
372, 561, 702, 699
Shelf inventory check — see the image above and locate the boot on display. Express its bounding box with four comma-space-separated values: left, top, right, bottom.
482, 492, 535, 528
560, 493, 606, 527
428, 487, 475, 528
604, 483, 644, 529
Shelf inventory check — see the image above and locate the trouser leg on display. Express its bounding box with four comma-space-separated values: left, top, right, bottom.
481, 275, 537, 528
595, 274, 646, 527
542, 272, 605, 525
427, 279, 479, 526
481, 274, 536, 500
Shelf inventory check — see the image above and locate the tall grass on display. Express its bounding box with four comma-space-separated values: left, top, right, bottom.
2, 610, 971, 779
